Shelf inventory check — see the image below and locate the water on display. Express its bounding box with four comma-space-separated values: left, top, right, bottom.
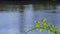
0, 4, 60, 34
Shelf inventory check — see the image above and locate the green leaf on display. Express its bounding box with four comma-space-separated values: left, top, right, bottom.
34, 21, 40, 28
48, 30, 50, 34
41, 18, 46, 23
52, 32, 55, 34
58, 29, 60, 34
43, 27, 46, 30
40, 29, 43, 32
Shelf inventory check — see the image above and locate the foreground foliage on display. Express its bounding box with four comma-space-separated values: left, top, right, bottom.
25, 18, 60, 34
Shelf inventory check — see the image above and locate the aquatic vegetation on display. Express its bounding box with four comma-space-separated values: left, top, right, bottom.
24, 18, 60, 34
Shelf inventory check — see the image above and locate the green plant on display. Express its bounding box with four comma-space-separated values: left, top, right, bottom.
24, 18, 60, 34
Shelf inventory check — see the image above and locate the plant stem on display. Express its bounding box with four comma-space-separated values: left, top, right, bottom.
24, 28, 36, 34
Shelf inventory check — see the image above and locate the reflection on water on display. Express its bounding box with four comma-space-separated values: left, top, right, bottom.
0, 4, 60, 34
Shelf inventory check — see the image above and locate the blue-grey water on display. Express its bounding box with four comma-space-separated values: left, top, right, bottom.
0, 4, 60, 34
0, 12, 20, 34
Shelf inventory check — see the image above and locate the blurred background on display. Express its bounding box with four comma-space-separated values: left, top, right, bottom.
0, 0, 60, 34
